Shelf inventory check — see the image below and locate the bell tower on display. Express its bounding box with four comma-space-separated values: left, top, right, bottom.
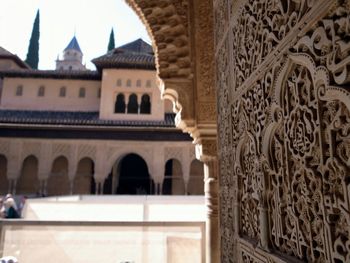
56, 36, 86, 71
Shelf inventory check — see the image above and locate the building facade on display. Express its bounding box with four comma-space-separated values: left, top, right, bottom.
0, 38, 204, 197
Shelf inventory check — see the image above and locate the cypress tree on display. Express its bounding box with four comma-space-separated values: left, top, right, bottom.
107, 28, 115, 51
25, 10, 40, 69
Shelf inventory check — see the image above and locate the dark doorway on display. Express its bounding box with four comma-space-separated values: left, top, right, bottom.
162, 159, 173, 195
104, 154, 154, 195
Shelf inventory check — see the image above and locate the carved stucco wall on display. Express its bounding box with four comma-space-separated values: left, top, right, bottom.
215, 0, 350, 262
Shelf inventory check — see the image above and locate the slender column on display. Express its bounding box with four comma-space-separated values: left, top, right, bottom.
203, 157, 220, 263
69, 180, 74, 195
12, 179, 18, 195
196, 141, 220, 263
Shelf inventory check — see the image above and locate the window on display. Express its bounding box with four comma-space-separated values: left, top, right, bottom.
79, 87, 86, 98
140, 94, 151, 114
126, 79, 131, 87
136, 79, 141, 87
97, 88, 101, 98
146, 80, 152, 88
15, 85, 23, 96
38, 86, 45, 97
127, 94, 138, 114
59, 86, 66, 97
114, 93, 126, 113
117, 79, 122, 86
69, 66, 73, 71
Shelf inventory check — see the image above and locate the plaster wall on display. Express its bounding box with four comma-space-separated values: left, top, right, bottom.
99, 69, 163, 121
0, 77, 100, 111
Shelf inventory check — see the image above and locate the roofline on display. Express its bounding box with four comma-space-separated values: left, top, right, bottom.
92, 62, 156, 71
0, 122, 181, 131
0, 55, 31, 69
0, 70, 101, 80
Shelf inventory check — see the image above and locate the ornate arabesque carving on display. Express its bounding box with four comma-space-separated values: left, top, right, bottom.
164, 147, 183, 162
217, 0, 350, 262
22, 142, 40, 160
52, 143, 71, 160
231, 0, 313, 90
236, 134, 260, 241
194, 0, 215, 98
77, 144, 96, 161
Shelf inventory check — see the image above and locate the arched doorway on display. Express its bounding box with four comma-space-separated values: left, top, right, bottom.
162, 159, 185, 195
47, 156, 70, 196
0, 155, 8, 194
17, 155, 39, 195
104, 153, 153, 195
188, 159, 204, 195
73, 157, 95, 195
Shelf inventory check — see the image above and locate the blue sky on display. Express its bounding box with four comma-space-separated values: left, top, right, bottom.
0, 0, 150, 69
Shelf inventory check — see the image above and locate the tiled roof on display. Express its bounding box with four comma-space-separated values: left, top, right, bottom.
0, 47, 13, 56
64, 36, 82, 53
0, 46, 30, 69
0, 69, 101, 80
92, 39, 155, 70
0, 110, 176, 128
118, 39, 153, 54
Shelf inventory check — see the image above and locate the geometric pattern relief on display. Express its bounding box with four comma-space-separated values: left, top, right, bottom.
217, 1, 350, 262
231, 0, 312, 90
236, 134, 260, 241
266, 57, 350, 262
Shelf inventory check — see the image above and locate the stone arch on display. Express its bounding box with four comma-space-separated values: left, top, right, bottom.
187, 159, 204, 195
163, 158, 185, 195
235, 132, 260, 240
107, 149, 152, 174
125, 0, 195, 127
115, 93, 126, 113
125, 1, 192, 79
17, 155, 39, 195
104, 153, 152, 195
48, 155, 70, 196
0, 154, 8, 194
127, 93, 138, 113
140, 93, 151, 114
73, 157, 95, 195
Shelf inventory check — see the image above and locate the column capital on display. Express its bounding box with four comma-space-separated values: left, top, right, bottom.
195, 138, 217, 162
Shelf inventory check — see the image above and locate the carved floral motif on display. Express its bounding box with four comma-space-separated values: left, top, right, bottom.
231, 0, 312, 90
217, 1, 350, 262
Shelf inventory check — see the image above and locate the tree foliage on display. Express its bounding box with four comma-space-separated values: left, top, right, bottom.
25, 10, 40, 69
107, 28, 115, 52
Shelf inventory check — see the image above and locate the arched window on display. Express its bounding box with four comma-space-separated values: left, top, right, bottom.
116, 79, 122, 87
114, 93, 126, 113
59, 86, 66, 97
79, 87, 86, 98
127, 94, 138, 114
140, 94, 151, 114
38, 86, 45, 97
16, 85, 23, 96
136, 79, 141, 87
146, 80, 152, 88
126, 79, 132, 87
97, 88, 101, 98
69, 66, 73, 71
